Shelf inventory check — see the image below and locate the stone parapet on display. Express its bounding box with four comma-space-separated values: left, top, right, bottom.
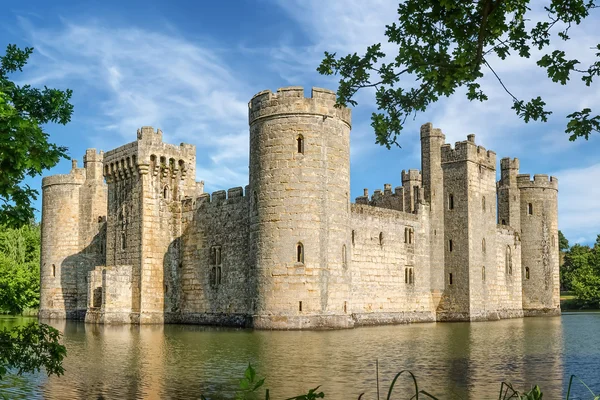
516, 174, 559, 190
441, 135, 496, 169
248, 86, 351, 127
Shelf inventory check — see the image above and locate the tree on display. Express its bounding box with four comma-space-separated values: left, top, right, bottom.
561, 239, 600, 306
317, 0, 599, 148
0, 44, 73, 227
0, 223, 41, 315
0, 322, 66, 381
561, 243, 591, 291
0, 43, 71, 382
559, 230, 570, 252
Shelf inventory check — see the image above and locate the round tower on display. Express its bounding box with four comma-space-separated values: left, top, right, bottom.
248, 86, 352, 329
39, 162, 85, 319
517, 174, 560, 316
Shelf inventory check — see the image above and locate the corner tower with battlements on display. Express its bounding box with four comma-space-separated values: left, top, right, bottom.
39, 86, 560, 329
248, 87, 352, 329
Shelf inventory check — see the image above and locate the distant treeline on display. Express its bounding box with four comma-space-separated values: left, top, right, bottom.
560, 231, 600, 309
0, 222, 40, 315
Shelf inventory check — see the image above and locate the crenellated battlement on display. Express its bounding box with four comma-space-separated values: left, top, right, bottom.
248, 86, 351, 127
102, 127, 196, 184
137, 126, 163, 144
42, 171, 86, 188
420, 122, 445, 139
500, 157, 520, 171
192, 186, 249, 208
440, 134, 496, 168
516, 174, 559, 190
401, 169, 422, 183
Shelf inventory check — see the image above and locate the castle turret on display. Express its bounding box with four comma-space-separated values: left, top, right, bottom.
497, 158, 521, 230
248, 87, 352, 329
517, 174, 560, 315
420, 123, 446, 294
401, 169, 422, 213
40, 162, 86, 319
439, 134, 498, 321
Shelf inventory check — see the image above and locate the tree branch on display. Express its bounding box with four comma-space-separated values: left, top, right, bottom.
484, 59, 519, 102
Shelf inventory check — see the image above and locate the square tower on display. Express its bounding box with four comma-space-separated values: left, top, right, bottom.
438, 134, 498, 321
101, 127, 196, 323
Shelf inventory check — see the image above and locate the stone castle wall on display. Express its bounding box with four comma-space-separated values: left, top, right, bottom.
349, 204, 435, 325
173, 187, 251, 326
39, 86, 561, 329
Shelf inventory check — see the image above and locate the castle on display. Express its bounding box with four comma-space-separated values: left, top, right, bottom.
39, 86, 560, 329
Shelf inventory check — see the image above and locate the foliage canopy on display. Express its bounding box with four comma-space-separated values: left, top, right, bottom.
318, 0, 599, 148
0, 44, 73, 227
0, 223, 41, 315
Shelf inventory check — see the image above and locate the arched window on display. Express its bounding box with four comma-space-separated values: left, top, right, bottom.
501, 219, 506, 225
482, 196, 486, 212
409, 228, 414, 244
448, 194, 454, 210
506, 246, 512, 274
405, 267, 414, 284
482, 238, 486, 253
528, 203, 533, 215
163, 186, 169, 200
296, 243, 304, 264
342, 245, 347, 267
52, 264, 56, 277
525, 267, 530, 279
297, 134, 304, 154
482, 266, 486, 281
379, 232, 384, 246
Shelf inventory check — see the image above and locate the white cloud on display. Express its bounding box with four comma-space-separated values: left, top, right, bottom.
18, 17, 251, 192
552, 163, 600, 244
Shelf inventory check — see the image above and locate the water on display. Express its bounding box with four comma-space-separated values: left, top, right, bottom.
1, 313, 599, 399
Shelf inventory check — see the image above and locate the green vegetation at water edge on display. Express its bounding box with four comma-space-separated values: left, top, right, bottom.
200, 364, 598, 400
560, 231, 600, 310
0, 42, 70, 386
0, 223, 41, 316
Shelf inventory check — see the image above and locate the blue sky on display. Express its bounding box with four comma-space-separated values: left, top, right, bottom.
2, 0, 599, 245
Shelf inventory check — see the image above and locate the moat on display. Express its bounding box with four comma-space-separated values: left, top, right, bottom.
1, 314, 599, 399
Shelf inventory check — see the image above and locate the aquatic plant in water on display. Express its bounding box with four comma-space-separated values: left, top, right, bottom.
199, 363, 599, 400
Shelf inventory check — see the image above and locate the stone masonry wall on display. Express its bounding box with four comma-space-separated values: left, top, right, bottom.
39, 88, 561, 329
40, 170, 85, 318
493, 227, 523, 318
248, 87, 353, 329
518, 174, 560, 315
174, 187, 250, 326
349, 204, 435, 325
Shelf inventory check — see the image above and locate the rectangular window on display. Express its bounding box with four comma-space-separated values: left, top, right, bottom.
405, 267, 414, 284
211, 246, 222, 265
449, 239, 453, 252
528, 203, 533, 215
449, 273, 453, 285
448, 194, 454, 210
299, 301, 303, 312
